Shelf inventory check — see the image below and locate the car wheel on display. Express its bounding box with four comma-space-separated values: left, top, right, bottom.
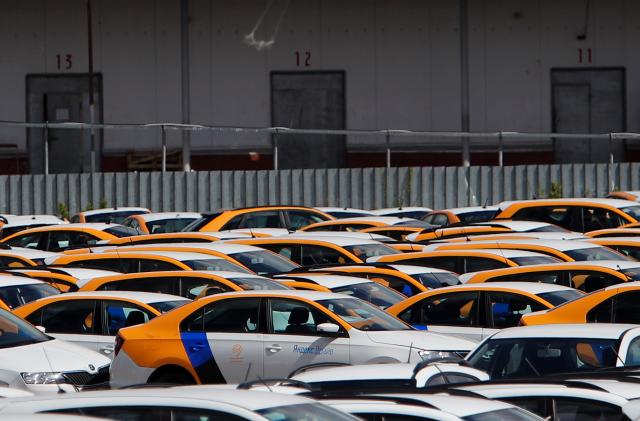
148, 366, 196, 385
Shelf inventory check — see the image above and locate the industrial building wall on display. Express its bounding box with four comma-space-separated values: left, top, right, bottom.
0, 0, 638, 158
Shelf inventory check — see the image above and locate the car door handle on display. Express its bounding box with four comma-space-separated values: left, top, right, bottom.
266, 344, 282, 353
100, 344, 115, 355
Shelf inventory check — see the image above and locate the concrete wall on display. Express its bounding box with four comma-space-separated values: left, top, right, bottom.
0, 0, 639, 155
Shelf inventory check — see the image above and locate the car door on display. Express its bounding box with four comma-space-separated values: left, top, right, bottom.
615, 326, 640, 367
483, 291, 548, 338
97, 299, 155, 358
24, 299, 101, 352
395, 291, 484, 342
179, 297, 264, 384
285, 210, 327, 230
300, 245, 351, 265
263, 297, 350, 378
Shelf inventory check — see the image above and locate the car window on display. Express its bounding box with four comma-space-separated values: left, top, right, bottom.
457, 211, 498, 224
554, 397, 625, 421
0, 256, 30, 268
181, 298, 261, 334
625, 335, 640, 366
356, 415, 437, 421
583, 207, 625, 232
180, 277, 234, 299
464, 257, 510, 273
613, 291, 640, 324
69, 258, 132, 272
500, 397, 550, 420
513, 206, 582, 231
300, 245, 347, 266
0, 283, 59, 309
431, 214, 449, 226
365, 273, 421, 297
48, 406, 248, 421
139, 258, 181, 272
401, 291, 479, 327
612, 245, 640, 260
488, 271, 570, 287
586, 297, 613, 323
486, 292, 547, 329
47, 231, 96, 251
29, 299, 97, 334
269, 298, 333, 335
286, 210, 326, 230
229, 250, 299, 275
570, 270, 623, 292
99, 277, 179, 295
103, 300, 154, 336
397, 256, 458, 273
237, 211, 284, 229
260, 244, 297, 262
5, 232, 44, 249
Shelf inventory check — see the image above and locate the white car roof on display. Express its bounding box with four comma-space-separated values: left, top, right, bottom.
289, 231, 394, 242
121, 242, 266, 254
487, 323, 639, 340
281, 274, 371, 288
473, 220, 565, 231
444, 206, 499, 214
43, 267, 122, 279
326, 401, 461, 421
316, 207, 374, 215
428, 239, 602, 252
0, 387, 318, 413
205, 289, 349, 302
276, 234, 387, 247
370, 207, 433, 215
189, 271, 272, 280
432, 282, 577, 295
2, 215, 66, 228
459, 383, 629, 405
566, 378, 640, 400
0, 248, 60, 259
322, 216, 420, 225
370, 393, 515, 417
48, 251, 230, 263
136, 212, 202, 222
0, 274, 47, 287
33, 291, 188, 304
49, 223, 122, 231
80, 207, 150, 217
498, 198, 638, 210
434, 248, 557, 259
224, 228, 292, 237
387, 264, 456, 275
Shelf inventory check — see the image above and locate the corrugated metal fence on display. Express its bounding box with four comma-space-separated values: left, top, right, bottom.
1, 163, 639, 215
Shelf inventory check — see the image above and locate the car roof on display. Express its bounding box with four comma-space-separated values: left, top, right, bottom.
294, 363, 416, 382
120, 242, 265, 254
42, 267, 122, 279
2, 215, 66, 227
430, 248, 556, 258
387, 264, 456, 275
266, 235, 385, 247
281, 274, 371, 288
442, 206, 499, 214
498, 198, 638, 210
458, 383, 630, 404
370, 393, 514, 417
200, 289, 347, 302
317, 216, 418, 224
431, 239, 601, 251
0, 248, 60, 258
432, 282, 576, 295
370, 207, 433, 214
474, 220, 564, 231
136, 212, 202, 222
17, 223, 120, 233
99, 250, 231, 261
487, 323, 639, 340
316, 207, 374, 214
590, 237, 640, 243
80, 207, 150, 217
0, 387, 316, 412
34, 290, 188, 304
288, 232, 394, 242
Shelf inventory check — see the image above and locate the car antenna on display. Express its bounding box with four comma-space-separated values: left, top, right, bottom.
249, 228, 256, 239
41, 346, 67, 394
432, 363, 451, 385
483, 198, 489, 209
496, 241, 508, 265
407, 342, 414, 363
243, 362, 253, 383
256, 376, 273, 392
608, 344, 626, 367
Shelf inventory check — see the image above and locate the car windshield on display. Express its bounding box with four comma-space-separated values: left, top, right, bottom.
564, 246, 631, 261
0, 308, 51, 348
463, 408, 543, 421
467, 337, 619, 379
230, 277, 290, 290
0, 283, 60, 309
621, 206, 640, 221
183, 258, 251, 273
411, 272, 460, 289
230, 251, 299, 276
257, 403, 360, 421
328, 211, 372, 219
528, 225, 569, 233
343, 244, 400, 260
510, 256, 561, 266
317, 297, 411, 331
536, 290, 584, 306
148, 300, 190, 313
146, 218, 200, 234
103, 226, 140, 238
457, 210, 499, 223
621, 268, 640, 281
86, 211, 148, 224
332, 281, 405, 309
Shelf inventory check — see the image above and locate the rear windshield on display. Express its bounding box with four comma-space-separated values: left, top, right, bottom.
332, 281, 405, 309
148, 300, 189, 313
86, 211, 148, 224
621, 206, 640, 221
458, 211, 499, 224
528, 225, 569, 233
0, 283, 60, 309
510, 256, 561, 266
463, 408, 543, 421
0, 308, 51, 349
145, 218, 200, 234
183, 259, 251, 273
536, 290, 584, 306
230, 277, 290, 290
229, 251, 299, 276
103, 226, 140, 238
343, 244, 400, 260
411, 272, 460, 289
564, 246, 630, 261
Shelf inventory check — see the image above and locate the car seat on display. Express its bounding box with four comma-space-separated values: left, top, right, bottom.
285, 307, 312, 334
124, 310, 146, 328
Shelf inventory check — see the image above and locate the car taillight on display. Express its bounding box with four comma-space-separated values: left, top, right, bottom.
114, 334, 124, 357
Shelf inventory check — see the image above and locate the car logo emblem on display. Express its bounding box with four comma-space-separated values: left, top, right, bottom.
88, 364, 95, 371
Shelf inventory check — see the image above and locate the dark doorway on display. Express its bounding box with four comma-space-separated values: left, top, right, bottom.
551, 68, 625, 163
26, 74, 103, 174
271, 71, 346, 169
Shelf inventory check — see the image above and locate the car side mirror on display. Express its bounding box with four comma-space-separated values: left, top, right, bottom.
36, 326, 46, 333
317, 323, 340, 335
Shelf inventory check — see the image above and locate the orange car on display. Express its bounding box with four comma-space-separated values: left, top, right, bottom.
421, 206, 499, 227
369, 249, 560, 274
521, 281, 640, 326
1, 224, 138, 251
184, 206, 333, 232
587, 237, 640, 260
79, 271, 290, 298
607, 191, 640, 202
495, 199, 640, 232
459, 261, 640, 292
70, 207, 150, 224
122, 213, 202, 234
585, 228, 640, 238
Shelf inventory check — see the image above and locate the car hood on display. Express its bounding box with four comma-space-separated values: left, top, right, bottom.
0, 339, 110, 373
365, 330, 475, 351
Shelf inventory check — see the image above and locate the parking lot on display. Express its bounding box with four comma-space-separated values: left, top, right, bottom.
0, 197, 639, 419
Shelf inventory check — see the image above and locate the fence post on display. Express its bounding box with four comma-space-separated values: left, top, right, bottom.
44, 121, 49, 175
273, 129, 279, 171
609, 132, 614, 191
385, 130, 391, 169
498, 131, 504, 167
161, 125, 167, 173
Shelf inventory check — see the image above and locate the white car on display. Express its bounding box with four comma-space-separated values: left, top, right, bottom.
275, 273, 406, 308
290, 361, 489, 390
0, 387, 359, 420
325, 393, 543, 421
458, 378, 640, 420
370, 207, 434, 219
315, 207, 375, 219
0, 308, 110, 393
0, 247, 61, 267
109, 290, 476, 387
122, 212, 203, 234
71, 207, 151, 224
466, 324, 640, 379
0, 215, 67, 238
